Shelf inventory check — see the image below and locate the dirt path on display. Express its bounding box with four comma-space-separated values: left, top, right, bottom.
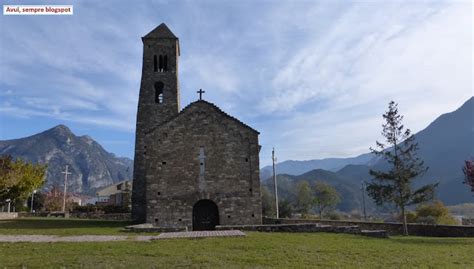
0, 235, 159, 242
0, 230, 246, 242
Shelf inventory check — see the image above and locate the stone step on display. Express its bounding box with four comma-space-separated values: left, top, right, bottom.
155, 230, 246, 240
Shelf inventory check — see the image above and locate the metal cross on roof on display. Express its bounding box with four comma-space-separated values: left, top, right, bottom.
197, 89, 205, 100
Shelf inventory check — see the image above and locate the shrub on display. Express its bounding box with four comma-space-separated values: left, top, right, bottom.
278, 199, 294, 218
415, 200, 458, 225
14, 202, 29, 212
73, 204, 101, 213
416, 216, 437, 225
405, 211, 417, 223
72, 204, 130, 214
101, 205, 130, 214
326, 211, 343, 220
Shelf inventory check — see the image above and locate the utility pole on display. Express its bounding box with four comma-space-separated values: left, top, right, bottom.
30, 190, 37, 213
61, 165, 72, 212
361, 180, 367, 221
272, 148, 279, 219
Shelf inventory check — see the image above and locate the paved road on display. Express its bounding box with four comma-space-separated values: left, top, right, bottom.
156, 230, 245, 239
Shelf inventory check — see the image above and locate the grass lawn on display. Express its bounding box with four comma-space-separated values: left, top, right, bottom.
0, 218, 473, 268
0, 217, 132, 235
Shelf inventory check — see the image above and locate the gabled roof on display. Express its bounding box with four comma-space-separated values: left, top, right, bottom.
143, 23, 177, 39
145, 100, 260, 135
96, 180, 132, 196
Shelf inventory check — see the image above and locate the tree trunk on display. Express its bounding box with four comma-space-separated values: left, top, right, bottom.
401, 206, 408, 236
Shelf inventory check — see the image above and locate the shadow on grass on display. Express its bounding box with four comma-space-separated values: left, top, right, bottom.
0, 218, 132, 230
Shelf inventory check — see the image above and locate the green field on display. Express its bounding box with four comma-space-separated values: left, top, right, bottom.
0, 217, 132, 235
0, 218, 473, 268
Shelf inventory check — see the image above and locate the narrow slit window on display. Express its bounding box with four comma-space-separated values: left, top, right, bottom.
153, 55, 158, 72
159, 55, 163, 72
163, 55, 168, 72
154, 81, 164, 104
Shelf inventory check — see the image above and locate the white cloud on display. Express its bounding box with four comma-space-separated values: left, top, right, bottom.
181, 55, 241, 98
256, 2, 472, 165
0, 1, 471, 164
0, 102, 134, 131
259, 2, 467, 113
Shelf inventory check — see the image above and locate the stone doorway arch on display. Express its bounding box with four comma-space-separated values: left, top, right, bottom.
192, 199, 219, 231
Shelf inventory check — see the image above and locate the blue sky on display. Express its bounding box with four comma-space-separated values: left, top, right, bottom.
0, 0, 472, 166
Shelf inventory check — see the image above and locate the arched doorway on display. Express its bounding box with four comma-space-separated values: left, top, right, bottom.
192, 199, 219, 231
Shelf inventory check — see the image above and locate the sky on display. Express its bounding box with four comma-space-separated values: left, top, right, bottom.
0, 0, 472, 167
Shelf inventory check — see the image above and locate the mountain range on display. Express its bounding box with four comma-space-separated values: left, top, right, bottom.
0, 125, 133, 195
262, 97, 474, 208
260, 153, 377, 181
1, 97, 472, 207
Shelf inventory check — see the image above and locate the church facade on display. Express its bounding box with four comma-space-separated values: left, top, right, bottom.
131, 24, 262, 230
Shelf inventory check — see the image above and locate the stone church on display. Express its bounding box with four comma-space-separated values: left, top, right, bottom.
131, 23, 262, 230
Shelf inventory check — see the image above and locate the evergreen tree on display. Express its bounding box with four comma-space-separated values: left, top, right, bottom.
278, 199, 294, 218
261, 186, 275, 217
366, 101, 437, 235
27, 191, 46, 212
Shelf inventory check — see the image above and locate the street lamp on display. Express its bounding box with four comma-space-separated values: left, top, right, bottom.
5, 199, 11, 213
31, 190, 37, 213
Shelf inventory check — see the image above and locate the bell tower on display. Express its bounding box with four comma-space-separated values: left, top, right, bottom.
138, 23, 180, 124
132, 23, 180, 222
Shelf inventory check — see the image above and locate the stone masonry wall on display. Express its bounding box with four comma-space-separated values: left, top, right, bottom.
132, 25, 262, 228
264, 218, 474, 237
132, 37, 180, 223
0, 213, 18, 219
144, 101, 262, 229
